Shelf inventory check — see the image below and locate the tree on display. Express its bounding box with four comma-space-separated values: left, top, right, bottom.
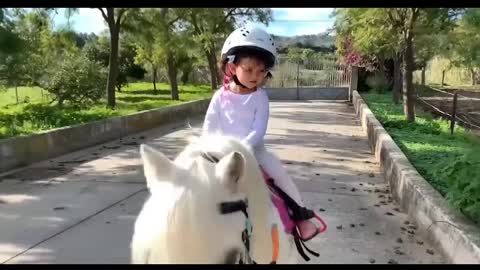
126, 8, 183, 99
394, 8, 460, 122
14, 9, 55, 87
134, 41, 162, 94
97, 8, 133, 108
286, 46, 303, 63
60, 8, 137, 108
117, 41, 146, 90
287, 46, 317, 66
446, 8, 480, 85
335, 8, 461, 121
0, 8, 25, 56
0, 9, 28, 103
335, 9, 403, 103
127, 8, 197, 100
0, 54, 27, 103
40, 52, 107, 107
84, 35, 145, 92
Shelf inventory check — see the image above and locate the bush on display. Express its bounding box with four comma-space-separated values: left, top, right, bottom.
40, 52, 107, 107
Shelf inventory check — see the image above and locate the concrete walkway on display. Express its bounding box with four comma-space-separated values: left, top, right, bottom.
0, 101, 444, 264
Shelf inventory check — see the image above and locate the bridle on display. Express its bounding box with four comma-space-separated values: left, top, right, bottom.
200, 151, 284, 264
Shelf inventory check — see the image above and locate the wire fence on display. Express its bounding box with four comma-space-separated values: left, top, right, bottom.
416, 86, 480, 134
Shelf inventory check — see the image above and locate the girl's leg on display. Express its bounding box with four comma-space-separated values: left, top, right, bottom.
254, 145, 304, 206
254, 145, 322, 241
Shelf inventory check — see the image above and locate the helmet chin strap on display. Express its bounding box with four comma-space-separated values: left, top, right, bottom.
232, 75, 252, 90
227, 56, 255, 90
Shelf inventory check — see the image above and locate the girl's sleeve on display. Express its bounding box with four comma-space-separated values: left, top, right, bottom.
202, 90, 221, 134
243, 90, 269, 147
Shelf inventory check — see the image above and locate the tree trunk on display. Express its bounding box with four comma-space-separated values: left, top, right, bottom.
181, 66, 192, 85
15, 84, 19, 104
106, 21, 119, 109
167, 54, 179, 100
152, 65, 157, 95
393, 54, 402, 104
471, 68, 477, 86
421, 67, 426, 85
441, 70, 446, 87
399, 67, 403, 102
206, 48, 220, 91
403, 30, 416, 122
181, 71, 189, 85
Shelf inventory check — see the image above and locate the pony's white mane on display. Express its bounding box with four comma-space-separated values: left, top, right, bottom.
132, 133, 275, 263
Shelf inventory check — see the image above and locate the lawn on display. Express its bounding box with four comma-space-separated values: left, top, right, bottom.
0, 82, 212, 140
0, 86, 50, 107
362, 91, 480, 224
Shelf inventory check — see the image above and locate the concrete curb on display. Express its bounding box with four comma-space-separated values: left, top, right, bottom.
0, 98, 211, 173
352, 90, 480, 264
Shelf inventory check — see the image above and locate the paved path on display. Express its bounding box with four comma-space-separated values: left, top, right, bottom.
0, 101, 444, 264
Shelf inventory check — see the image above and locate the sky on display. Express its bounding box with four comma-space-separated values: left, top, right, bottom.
52, 8, 336, 37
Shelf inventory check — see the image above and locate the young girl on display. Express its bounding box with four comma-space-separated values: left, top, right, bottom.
202, 26, 322, 241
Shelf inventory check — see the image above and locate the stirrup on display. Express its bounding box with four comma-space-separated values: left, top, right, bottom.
295, 212, 327, 242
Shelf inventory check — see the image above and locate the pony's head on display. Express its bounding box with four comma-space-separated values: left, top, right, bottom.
132, 134, 273, 264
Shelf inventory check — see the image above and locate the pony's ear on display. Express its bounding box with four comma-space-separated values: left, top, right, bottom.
185, 121, 201, 143
215, 151, 245, 194
140, 144, 175, 188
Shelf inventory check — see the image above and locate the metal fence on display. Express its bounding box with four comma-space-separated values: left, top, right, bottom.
266, 56, 351, 89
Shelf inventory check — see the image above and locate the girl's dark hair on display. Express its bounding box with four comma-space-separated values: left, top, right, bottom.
219, 46, 275, 75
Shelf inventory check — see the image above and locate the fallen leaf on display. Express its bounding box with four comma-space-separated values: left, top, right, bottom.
388, 259, 398, 264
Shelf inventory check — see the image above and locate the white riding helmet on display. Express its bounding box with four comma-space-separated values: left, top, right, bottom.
221, 26, 277, 63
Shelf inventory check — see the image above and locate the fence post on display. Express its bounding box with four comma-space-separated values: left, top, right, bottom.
15, 84, 19, 104
450, 92, 458, 135
349, 66, 359, 102
441, 70, 446, 87
296, 61, 300, 100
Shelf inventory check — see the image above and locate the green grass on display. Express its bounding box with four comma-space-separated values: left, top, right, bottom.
362, 92, 480, 224
0, 82, 212, 140
0, 86, 51, 106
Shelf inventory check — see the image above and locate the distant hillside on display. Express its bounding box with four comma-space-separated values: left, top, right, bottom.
272, 33, 336, 50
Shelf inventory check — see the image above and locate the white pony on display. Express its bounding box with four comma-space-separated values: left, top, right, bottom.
131, 134, 298, 264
